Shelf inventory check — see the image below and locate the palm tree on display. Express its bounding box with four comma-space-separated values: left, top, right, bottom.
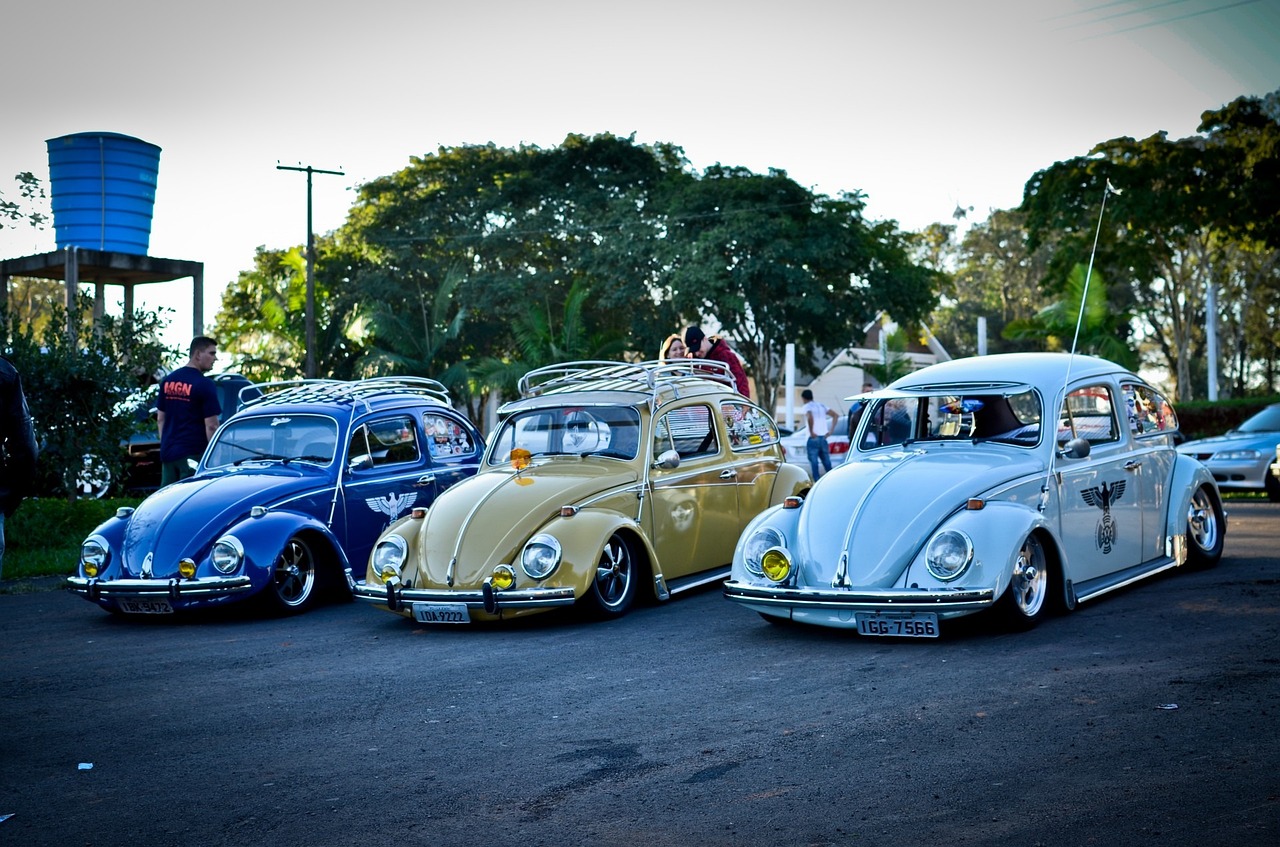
1003, 263, 1136, 369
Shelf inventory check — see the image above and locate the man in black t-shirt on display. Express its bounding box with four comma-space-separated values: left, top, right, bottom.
156, 336, 222, 485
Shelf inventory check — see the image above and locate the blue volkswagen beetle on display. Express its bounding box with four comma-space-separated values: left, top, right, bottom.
67, 377, 483, 616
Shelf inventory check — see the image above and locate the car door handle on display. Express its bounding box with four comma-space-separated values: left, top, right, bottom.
415, 474, 437, 486
719, 469, 737, 479
1123, 461, 1141, 471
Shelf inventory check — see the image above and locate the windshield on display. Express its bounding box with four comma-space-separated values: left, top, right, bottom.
855, 390, 1042, 450
1238, 405, 1280, 433
204, 414, 340, 468
488, 405, 642, 464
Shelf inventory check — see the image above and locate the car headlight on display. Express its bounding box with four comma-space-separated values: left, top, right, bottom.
80, 535, 109, 577
761, 547, 792, 583
1215, 449, 1261, 461
521, 534, 562, 580
372, 535, 408, 583
925, 530, 973, 581
211, 536, 245, 575
742, 527, 786, 577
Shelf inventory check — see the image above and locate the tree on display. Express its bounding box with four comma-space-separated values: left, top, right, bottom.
212, 240, 365, 381
1002, 263, 1137, 369
471, 279, 627, 401
928, 209, 1055, 358
661, 166, 937, 407
0, 172, 47, 231
4, 295, 172, 500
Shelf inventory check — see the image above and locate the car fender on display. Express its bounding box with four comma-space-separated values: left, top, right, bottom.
903, 500, 1055, 598
771, 462, 810, 504
1168, 454, 1226, 531
216, 509, 350, 589
530, 508, 649, 597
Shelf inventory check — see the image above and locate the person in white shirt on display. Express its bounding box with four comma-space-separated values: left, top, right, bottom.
801, 388, 839, 479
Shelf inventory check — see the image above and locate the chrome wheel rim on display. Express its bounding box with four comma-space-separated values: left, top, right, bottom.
594, 536, 632, 609
274, 538, 316, 608
1011, 535, 1047, 617
1187, 488, 1219, 552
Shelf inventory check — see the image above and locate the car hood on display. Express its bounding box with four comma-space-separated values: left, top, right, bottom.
117, 468, 329, 577
406, 460, 640, 587
794, 446, 1043, 587
1177, 431, 1278, 454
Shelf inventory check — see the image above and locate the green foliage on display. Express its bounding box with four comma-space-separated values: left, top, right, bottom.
0, 171, 48, 230
859, 328, 915, 386
1002, 263, 1137, 369
3, 296, 173, 500
212, 240, 365, 381
2, 497, 141, 580
1021, 91, 1280, 401
1173, 396, 1280, 442
213, 135, 938, 416
660, 166, 937, 405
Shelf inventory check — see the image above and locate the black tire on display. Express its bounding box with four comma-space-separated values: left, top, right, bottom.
996, 532, 1052, 631
264, 536, 318, 614
1186, 485, 1225, 568
583, 533, 637, 619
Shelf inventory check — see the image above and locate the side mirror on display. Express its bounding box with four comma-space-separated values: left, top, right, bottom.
653, 449, 681, 470
348, 454, 373, 472
1060, 437, 1091, 460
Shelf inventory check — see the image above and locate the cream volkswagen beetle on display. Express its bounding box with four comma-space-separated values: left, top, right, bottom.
724, 353, 1226, 637
354, 361, 808, 622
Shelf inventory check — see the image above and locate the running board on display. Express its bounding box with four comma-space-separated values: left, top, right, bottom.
654, 566, 731, 602
1070, 556, 1180, 605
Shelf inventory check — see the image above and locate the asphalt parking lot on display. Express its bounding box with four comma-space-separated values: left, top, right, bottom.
1, 500, 1277, 846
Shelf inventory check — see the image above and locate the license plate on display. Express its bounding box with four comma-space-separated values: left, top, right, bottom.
412, 603, 470, 624
855, 612, 938, 638
117, 598, 174, 615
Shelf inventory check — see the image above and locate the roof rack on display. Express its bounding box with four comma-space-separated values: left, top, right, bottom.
517, 360, 737, 399
239, 376, 451, 411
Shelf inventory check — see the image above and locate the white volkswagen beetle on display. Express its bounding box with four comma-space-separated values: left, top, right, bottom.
724, 353, 1226, 637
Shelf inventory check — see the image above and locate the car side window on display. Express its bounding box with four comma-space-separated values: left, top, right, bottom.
720, 401, 778, 450
424, 412, 478, 459
654, 405, 718, 460
1060, 385, 1119, 446
1123, 383, 1177, 436
348, 415, 420, 469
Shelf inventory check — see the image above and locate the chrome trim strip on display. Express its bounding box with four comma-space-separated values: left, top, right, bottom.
1071, 557, 1179, 604
66, 576, 253, 598
353, 583, 577, 610
724, 580, 995, 611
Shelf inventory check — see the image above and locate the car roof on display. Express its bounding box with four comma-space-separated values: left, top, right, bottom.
501, 360, 742, 413
889, 353, 1135, 393
236, 376, 454, 418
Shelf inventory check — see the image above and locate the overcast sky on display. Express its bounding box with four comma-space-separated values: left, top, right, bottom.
3, 0, 1277, 355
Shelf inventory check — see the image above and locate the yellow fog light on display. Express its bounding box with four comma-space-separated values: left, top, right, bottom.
761, 548, 792, 583
490, 565, 516, 591
83, 563, 100, 578
179, 558, 197, 578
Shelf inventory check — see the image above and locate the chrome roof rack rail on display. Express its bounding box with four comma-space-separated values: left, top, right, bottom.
240, 376, 451, 412
517, 360, 737, 400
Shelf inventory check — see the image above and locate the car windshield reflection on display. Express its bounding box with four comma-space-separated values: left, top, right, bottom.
488, 405, 642, 463
205, 414, 340, 468
857, 390, 1043, 450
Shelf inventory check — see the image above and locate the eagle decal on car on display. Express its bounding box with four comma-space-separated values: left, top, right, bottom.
1081, 480, 1126, 554
366, 491, 418, 522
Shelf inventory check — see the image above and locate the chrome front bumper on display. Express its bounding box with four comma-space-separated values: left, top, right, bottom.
67, 575, 254, 601
723, 580, 996, 613
353, 581, 577, 614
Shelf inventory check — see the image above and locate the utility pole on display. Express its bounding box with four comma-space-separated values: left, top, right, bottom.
277, 162, 344, 378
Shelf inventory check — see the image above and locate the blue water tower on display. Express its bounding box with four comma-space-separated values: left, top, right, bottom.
46, 132, 161, 255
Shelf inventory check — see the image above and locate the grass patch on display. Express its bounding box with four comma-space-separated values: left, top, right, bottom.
3, 497, 142, 581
